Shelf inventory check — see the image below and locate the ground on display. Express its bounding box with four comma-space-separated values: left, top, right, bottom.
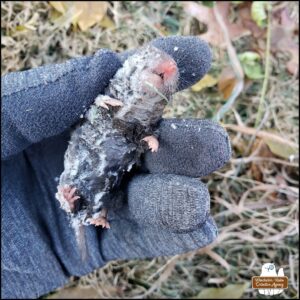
1, 1, 298, 299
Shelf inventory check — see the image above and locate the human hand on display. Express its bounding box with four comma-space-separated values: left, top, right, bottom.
2, 36, 231, 298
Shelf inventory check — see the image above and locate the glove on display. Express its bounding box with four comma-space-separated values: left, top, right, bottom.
1, 36, 231, 299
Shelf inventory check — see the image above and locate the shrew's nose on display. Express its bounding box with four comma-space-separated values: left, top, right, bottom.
156, 60, 178, 83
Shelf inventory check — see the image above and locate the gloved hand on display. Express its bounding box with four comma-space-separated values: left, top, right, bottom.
1, 36, 231, 299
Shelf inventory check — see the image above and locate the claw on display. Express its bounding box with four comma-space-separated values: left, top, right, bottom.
69, 187, 77, 198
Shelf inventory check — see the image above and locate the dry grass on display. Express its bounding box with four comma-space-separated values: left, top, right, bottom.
1, 1, 299, 299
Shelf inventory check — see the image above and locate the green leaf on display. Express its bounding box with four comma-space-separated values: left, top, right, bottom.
251, 1, 269, 28
194, 283, 248, 299
201, 1, 215, 8
15, 25, 27, 31
243, 64, 264, 79
239, 51, 261, 61
238, 51, 264, 80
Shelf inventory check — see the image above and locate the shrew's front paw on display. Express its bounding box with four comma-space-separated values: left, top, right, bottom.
56, 185, 80, 213
95, 95, 123, 110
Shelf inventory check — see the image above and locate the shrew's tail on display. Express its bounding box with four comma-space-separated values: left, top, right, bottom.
73, 223, 88, 261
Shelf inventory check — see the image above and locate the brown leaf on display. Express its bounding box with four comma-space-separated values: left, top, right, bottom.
50, 1, 109, 31
99, 15, 115, 29
46, 286, 99, 299
271, 26, 299, 75
183, 1, 250, 48
286, 48, 299, 75
194, 283, 248, 299
49, 1, 66, 14
224, 124, 299, 160
238, 2, 266, 38
74, 2, 109, 31
277, 6, 298, 32
271, 7, 299, 75
218, 67, 237, 99
250, 139, 275, 182
264, 135, 298, 159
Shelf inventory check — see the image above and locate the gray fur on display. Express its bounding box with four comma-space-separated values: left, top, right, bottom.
56, 46, 179, 255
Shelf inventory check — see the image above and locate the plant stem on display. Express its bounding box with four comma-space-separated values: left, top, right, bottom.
212, 4, 244, 122
255, 7, 272, 128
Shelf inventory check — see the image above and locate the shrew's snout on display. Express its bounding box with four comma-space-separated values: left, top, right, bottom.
154, 59, 178, 85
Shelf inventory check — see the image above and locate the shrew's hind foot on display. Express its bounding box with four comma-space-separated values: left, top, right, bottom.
56, 185, 80, 212
95, 95, 123, 110
89, 217, 110, 229
88, 208, 110, 229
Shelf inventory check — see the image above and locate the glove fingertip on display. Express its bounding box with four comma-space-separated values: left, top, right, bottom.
90, 49, 123, 93
143, 119, 231, 178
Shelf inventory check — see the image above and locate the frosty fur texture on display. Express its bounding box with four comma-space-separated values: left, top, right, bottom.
56, 46, 179, 230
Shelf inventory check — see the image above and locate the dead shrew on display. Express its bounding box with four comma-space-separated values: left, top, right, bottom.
55, 46, 179, 259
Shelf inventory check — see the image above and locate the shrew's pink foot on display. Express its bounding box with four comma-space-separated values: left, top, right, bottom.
88, 208, 110, 229
90, 217, 111, 229
56, 185, 80, 212
142, 135, 159, 152
95, 95, 123, 110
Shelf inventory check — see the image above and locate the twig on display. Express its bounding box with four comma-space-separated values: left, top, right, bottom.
255, 6, 272, 127
204, 249, 231, 271
214, 80, 244, 123
231, 157, 298, 167
223, 124, 299, 149
244, 88, 272, 157
132, 255, 178, 299
212, 4, 244, 122
147, 255, 179, 281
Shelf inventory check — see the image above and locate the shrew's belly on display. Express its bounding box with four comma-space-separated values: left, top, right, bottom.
114, 98, 166, 127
